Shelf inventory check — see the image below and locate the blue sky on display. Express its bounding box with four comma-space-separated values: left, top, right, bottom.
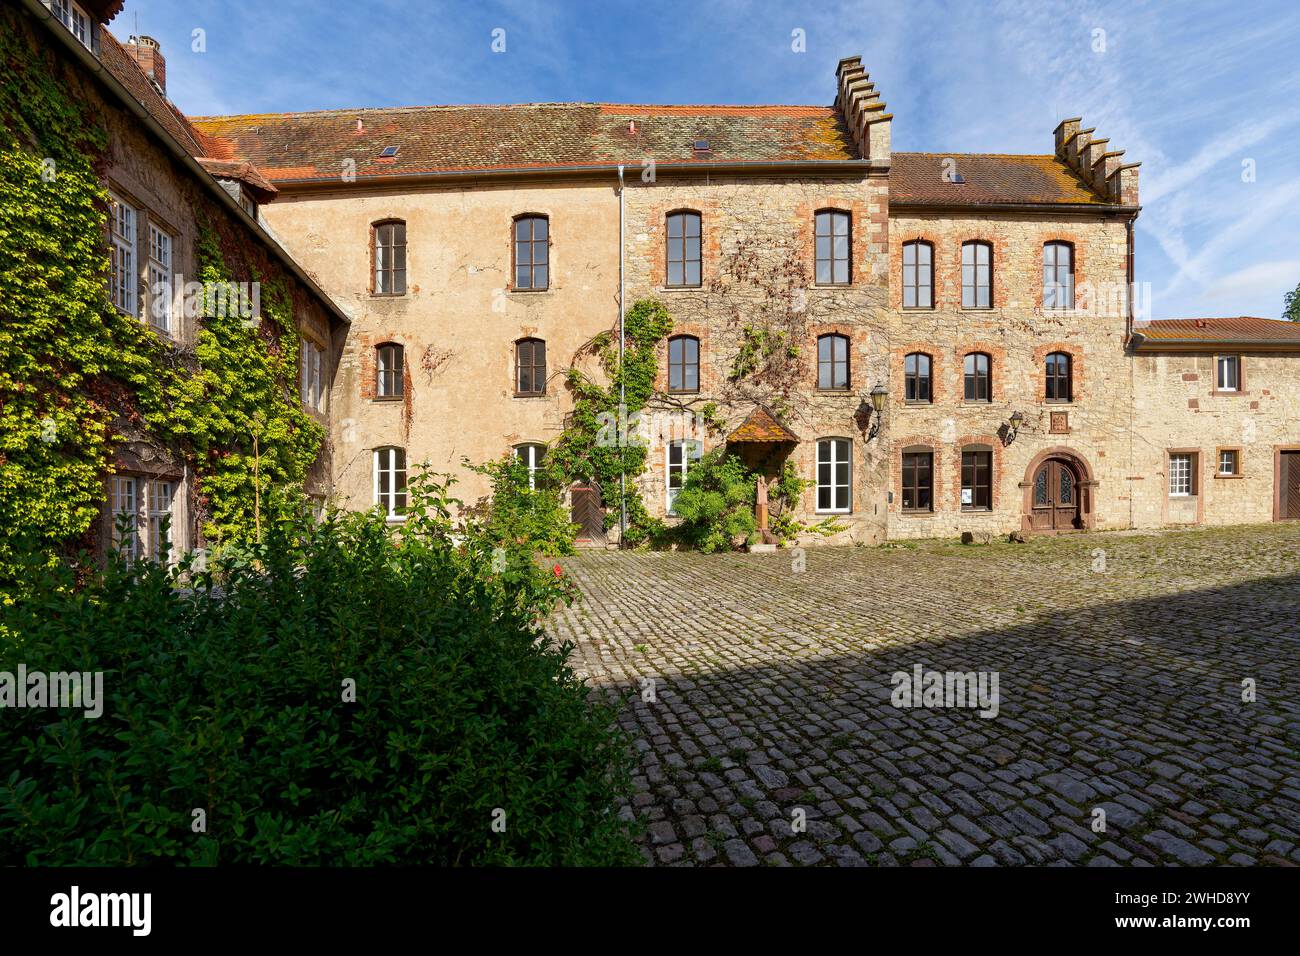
116, 0, 1300, 320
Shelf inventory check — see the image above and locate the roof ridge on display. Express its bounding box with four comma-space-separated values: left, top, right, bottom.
189, 102, 836, 122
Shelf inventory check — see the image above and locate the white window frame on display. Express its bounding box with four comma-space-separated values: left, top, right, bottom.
108, 193, 137, 316
147, 479, 177, 565
1216, 355, 1240, 392
514, 443, 546, 490
111, 475, 139, 559
666, 439, 702, 514
816, 438, 852, 514
147, 223, 173, 334
374, 447, 407, 520
1169, 453, 1194, 498
1218, 449, 1240, 476
51, 0, 92, 49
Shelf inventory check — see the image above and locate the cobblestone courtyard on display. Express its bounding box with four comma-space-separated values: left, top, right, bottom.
549, 525, 1300, 866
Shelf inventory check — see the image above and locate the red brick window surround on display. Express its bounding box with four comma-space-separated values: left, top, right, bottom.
817, 334, 850, 390
372, 220, 406, 295
667, 335, 700, 393
665, 211, 702, 288
963, 352, 991, 402
515, 338, 546, 396
376, 342, 404, 399
814, 209, 851, 286
1045, 351, 1073, 403
901, 448, 934, 513
902, 240, 934, 309
513, 214, 549, 291
1043, 241, 1074, 310
961, 240, 993, 309
904, 352, 933, 403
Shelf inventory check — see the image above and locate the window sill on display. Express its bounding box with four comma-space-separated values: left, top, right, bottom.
373, 395, 403, 403
903, 400, 934, 407
900, 306, 935, 312
662, 285, 704, 292
961, 506, 993, 513
817, 388, 854, 395
507, 287, 552, 295
369, 292, 407, 299
814, 283, 853, 289
901, 509, 934, 516
1214, 473, 1245, 480
815, 509, 852, 516
959, 306, 995, 312
1210, 390, 1248, 397
384, 515, 407, 524
513, 393, 548, 399
959, 399, 993, 406
667, 389, 701, 396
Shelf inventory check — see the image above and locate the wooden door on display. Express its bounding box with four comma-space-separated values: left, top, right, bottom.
570, 482, 607, 545
1282, 452, 1300, 520
1030, 458, 1081, 531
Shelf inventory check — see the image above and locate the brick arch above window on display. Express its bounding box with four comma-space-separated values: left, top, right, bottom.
375, 341, 405, 399
1033, 343, 1085, 404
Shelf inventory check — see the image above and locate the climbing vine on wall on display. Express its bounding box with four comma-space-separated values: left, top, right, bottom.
0, 10, 321, 586
546, 298, 673, 545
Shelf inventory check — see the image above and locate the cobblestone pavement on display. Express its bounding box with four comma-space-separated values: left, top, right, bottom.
549, 525, 1300, 866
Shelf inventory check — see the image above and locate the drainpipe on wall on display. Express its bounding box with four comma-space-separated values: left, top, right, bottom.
617, 165, 627, 546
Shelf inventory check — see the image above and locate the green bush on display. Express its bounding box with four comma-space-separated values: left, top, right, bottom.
669, 450, 757, 552
0, 474, 638, 866
464, 454, 577, 559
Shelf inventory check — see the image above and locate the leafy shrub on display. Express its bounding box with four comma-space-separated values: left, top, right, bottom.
0, 474, 637, 866
669, 450, 757, 552
463, 454, 577, 559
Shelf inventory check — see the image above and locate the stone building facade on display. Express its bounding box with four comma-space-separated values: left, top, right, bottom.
106, 43, 1298, 545
15, 0, 347, 560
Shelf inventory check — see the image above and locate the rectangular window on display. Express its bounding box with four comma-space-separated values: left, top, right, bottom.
147, 223, 173, 333
961, 450, 992, 511
52, 0, 92, 49
1043, 242, 1075, 309
300, 340, 324, 410
111, 475, 139, 560
1169, 453, 1194, 497
902, 451, 933, 512
514, 216, 549, 290
148, 479, 176, 565
961, 242, 991, 309
515, 443, 547, 491
964, 353, 990, 402
818, 335, 849, 390
1218, 449, 1240, 476
904, 353, 932, 403
109, 193, 136, 316
902, 242, 933, 308
516, 339, 546, 396
668, 336, 699, 393
666, 212, 701, 288
816, 439, 851, 513
375, 447, 408, 519
814, 211, 850, 285
666, 440, 702, 514
1216, 355, 1240, 392
373, 221, 406, 294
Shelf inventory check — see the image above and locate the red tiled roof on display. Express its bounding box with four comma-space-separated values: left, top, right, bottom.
1134, 318, 1300, 348
190, 103, 858, 182
890, 152, 1111, 206
726, 406, 800, 443
100, 30, 212, 157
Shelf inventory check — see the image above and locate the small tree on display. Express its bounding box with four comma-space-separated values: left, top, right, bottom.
1284, 279, 1300, 323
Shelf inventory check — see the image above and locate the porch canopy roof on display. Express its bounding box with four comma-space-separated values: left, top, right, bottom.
725, 406, 800, 444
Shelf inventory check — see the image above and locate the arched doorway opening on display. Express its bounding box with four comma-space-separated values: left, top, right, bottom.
1020, 448, 1096, 533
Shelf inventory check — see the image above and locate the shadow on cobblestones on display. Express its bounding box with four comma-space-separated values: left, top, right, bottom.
550, 528, 1300, 867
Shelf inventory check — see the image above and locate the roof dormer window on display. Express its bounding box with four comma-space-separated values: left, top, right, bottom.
380, 145, 399, 158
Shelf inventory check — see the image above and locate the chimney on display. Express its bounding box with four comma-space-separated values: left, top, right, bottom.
126, 35, 166, 96
1053, 115, 1140, 206
835, 55, 891, 163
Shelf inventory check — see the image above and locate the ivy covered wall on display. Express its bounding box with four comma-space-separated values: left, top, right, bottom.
0, 5, 332, 588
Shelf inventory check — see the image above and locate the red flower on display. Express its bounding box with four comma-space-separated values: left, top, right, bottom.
552, 564, 563, 577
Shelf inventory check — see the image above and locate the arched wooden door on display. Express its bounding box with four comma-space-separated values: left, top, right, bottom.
1029, 457, 1081, 531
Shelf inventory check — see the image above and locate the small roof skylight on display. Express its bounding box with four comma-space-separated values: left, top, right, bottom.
692, 139, 710, 152
380, 145, 399, 157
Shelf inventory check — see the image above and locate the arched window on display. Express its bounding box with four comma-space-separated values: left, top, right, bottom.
513, 214, 549, 290
666, 211, 702, 287
814, 209, 851, 285
817, 334, 850, 390
961, 240, 992, 309
816, 438, 852, 513
902, 240, 933, 308
904, 352, 932, 403
515, 338, 546, 396
1045, 351, 1073, 402
666, 439, 703, 514
667, 335, 699, 393
963, 352, 991, 402
1043, 241, 1074, 309
372, 220, 406, 295
376, 343, 404, 398
513, 443, 547, 490
374, 447, 407, 519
